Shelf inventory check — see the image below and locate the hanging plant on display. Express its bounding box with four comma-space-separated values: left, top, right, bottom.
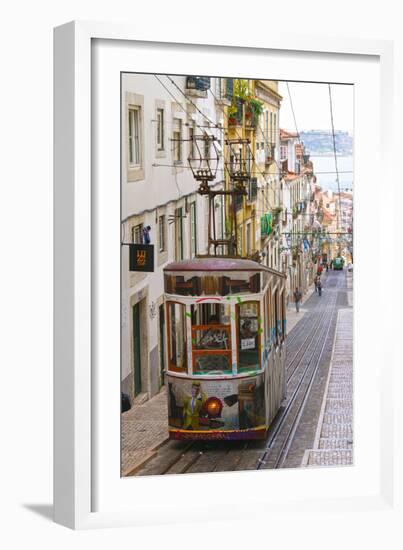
233, 79, 251, 101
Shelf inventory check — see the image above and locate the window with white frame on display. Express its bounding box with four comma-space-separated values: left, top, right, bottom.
188, 124, 195, 160
280, 145, 287, 161
132, 223, 143, 244
156, 108, 164, 151
172, 118, 182, 164
175, 207, 184, 260
190, 202, 197, 258
273, 113, 277, 144
128, 107, 141, 167
158, 215, 166, 252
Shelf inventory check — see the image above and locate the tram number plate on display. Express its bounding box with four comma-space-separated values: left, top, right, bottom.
241, 338, 255, 350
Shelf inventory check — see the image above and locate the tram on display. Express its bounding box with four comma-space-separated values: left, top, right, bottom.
163, 257, 287, 440
333, 256, 344, 270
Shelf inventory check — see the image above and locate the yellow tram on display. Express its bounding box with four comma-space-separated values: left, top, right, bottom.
163, 257, 287, 440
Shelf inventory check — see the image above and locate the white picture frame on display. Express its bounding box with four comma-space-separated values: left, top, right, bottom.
54, 21, 396, 530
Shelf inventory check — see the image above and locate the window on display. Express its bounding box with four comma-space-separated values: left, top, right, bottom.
128, 107, 141, 166
270, 112, 273, 144
167, 302, 187, 372
237, 301, 261, 373
188, 125, 195, 159
274, 289, 279, 346
246, 223, 251, 256
190, 202, 197, 258
158, 215, 165, 252
132, 223, 143, 244
175, 207, 184, 260
156, 108, 164, 151
280, 145, 287, 161
273, 113, 277, 144
172, 118, 182, 164
237, 225, 243, 256
191, 303, 232, 375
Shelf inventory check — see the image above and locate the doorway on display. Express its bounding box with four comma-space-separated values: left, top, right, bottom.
133, 303, 142, 396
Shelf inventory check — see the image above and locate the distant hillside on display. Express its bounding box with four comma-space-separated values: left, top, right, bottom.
300, 130, 353, 156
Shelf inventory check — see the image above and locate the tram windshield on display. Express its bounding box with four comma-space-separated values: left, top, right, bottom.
191, 303, 232, 375
237, 301, 260, 373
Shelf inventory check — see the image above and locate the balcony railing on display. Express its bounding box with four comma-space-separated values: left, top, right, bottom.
265, 144, 276, 165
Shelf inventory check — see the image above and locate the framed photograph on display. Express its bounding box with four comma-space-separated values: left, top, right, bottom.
54, 21, 395, 529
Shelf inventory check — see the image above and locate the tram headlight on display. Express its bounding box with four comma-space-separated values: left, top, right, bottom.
205, 397, 223, 418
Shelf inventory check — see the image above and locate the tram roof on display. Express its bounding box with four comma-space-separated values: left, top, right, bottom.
164, 256, 285, 277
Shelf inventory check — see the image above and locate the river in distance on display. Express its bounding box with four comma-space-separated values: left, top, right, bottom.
310, 155, 353, 193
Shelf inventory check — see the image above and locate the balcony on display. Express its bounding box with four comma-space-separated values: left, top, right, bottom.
247, 177, 258, 203
185, 76, 211, 98
228, 97, 263, 130
215, 78, 234, 106
265, 144, 276, 166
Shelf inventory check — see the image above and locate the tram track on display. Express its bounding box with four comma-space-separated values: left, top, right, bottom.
134, 271, 345, 476
257, 290, 338, 469
256, 272, 345, 469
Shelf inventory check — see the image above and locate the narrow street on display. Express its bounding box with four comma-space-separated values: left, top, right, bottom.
123, 268, 353, 476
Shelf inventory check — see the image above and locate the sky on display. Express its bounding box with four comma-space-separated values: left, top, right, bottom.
277, 81, 354, 135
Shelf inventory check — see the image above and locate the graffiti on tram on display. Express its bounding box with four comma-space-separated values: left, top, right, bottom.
167, 375, 266, 432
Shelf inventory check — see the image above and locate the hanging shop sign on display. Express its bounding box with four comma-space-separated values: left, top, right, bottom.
129, 244, 154, 272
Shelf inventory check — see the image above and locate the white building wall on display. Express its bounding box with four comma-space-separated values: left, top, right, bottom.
121, 74, 224, 400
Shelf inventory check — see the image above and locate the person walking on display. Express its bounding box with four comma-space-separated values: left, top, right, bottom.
293, 287, 302, 313
317, 279, 322, 297
314, 275, 318, 293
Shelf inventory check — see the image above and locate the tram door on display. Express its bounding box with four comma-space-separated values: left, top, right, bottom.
133, 303, 142, 396
159, 304, 165, 387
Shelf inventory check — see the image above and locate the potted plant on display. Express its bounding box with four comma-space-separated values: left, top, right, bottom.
249, 98, 264, 127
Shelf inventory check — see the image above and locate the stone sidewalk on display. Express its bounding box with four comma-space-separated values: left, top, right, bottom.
121, 387, 169, 476
301, 306, 353, 467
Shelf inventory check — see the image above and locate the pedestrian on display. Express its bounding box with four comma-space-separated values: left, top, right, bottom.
330, 259, 333, 270
326, 262, 329, 272
143, 225, 151, 244
314, 275, 318, 293
293, 287, 302, 313
317, 279, 322, 297
317, 264, 323, 277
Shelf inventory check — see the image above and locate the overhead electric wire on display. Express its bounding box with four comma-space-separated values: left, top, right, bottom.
328, 84, 343, 232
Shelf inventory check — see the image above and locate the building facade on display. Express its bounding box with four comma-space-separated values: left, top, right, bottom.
121, 74, 224, 403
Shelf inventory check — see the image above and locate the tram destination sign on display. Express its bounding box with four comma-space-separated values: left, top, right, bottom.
129, 243, 154, 272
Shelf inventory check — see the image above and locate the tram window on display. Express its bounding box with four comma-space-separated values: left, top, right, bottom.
280, 290, 285, 341
191, 303, 232, 374
237, 301, 261, 373
274, 289, 279, 345
265, 289, 271, 350
167, 302, 187, 372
